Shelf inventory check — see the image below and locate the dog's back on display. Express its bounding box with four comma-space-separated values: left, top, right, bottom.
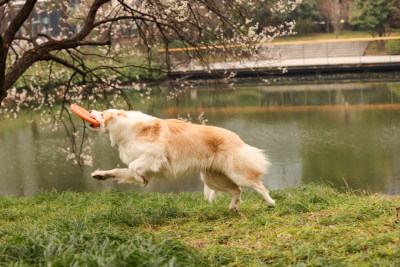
160, 119, 249, 176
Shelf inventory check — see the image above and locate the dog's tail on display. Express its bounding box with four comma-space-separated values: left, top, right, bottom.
238, 144, 271, 176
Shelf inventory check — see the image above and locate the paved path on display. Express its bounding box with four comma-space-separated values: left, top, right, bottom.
259, 41, 370, 59
173, 55, 400, 73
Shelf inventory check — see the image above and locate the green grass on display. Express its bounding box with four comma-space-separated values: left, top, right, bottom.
1, 184, 400, 266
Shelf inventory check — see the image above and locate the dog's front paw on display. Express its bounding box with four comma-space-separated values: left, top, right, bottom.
91, 170, 112, 180
267, 199, 276, 206
140, 176, 148, 187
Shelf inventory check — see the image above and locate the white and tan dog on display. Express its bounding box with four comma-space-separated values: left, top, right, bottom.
89, 109, 275, 211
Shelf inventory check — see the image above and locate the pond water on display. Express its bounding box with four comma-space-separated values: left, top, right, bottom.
1, 78, 400, 196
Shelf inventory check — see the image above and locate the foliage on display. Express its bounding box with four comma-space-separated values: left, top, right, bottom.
1, 184, 400, 266
349, 0, 400, 37
385, 39, 400, 54
0, 0, 299, 105
291, 0, 325, 35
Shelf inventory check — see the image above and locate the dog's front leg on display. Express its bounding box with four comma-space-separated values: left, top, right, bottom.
92, 154, 165, 186
91, 168, 148, 186
127, 154, 167, 181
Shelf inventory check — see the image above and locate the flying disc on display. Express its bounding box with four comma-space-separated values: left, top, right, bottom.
70, 104, 100, 126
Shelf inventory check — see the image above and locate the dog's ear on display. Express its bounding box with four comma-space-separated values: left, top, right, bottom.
102, 110, 117, 126
102, 110, 127, 126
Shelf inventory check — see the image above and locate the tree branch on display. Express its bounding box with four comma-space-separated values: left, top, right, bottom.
93, 15, 141, 28
3, 0, 37, 46
41, 54, 86, 77
78, 40, 111, 46
0, 0, 11, 7
2, 0, 112, 94
75, 0, 111, 41
0, 35, 3, 54
0, 34, 5, 100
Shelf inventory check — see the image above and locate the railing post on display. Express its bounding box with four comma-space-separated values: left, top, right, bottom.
326, 42, 329, 64
302, 43, 305, 65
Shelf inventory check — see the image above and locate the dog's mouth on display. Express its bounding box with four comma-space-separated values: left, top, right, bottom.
89, 123, 100, 129
88, 112, 101, 129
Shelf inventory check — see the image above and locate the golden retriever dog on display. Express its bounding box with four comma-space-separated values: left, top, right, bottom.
89, 109, 275, 211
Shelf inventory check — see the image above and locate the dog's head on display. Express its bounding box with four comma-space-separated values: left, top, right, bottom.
89, 109, 125, 134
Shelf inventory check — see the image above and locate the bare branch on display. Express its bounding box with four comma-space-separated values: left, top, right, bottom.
14, 36, 31, 42
9, 42, 20, 60
78, 40, 111, 46
2, 0, 111, 93
3, 0, 37, 46
41, 54, 86, 77
33, 32, 55, 42
0, 0, 11, 8
75, 0, 111, 41
93, 15, 141, 27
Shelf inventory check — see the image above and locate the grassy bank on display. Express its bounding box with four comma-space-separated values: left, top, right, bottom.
273, 30, 400, 43
1, 184, 400, 266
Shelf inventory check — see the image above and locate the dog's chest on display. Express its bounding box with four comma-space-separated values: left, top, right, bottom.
117, 141, 158, 165
118, 145, 140, 165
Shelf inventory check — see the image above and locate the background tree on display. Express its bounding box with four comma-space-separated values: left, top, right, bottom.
349, 0, 400, 37
0, 0, 298, 165
290, 0, 325, 35
0, 0, 298, 105
315, 0, 350, 38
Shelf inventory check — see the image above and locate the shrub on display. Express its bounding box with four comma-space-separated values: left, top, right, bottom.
385, 39, 400, 55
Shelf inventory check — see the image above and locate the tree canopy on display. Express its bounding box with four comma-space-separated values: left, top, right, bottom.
0, 0, 298, 108
349, 0, 400, 37
290, 0, 324, 35
0, 0, 298, 165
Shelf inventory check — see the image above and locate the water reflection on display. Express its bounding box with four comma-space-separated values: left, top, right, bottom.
177, 82, 400, 108
1, 80, 400, 195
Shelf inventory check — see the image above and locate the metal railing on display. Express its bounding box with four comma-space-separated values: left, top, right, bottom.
158, 36, 400, 72
260, 36, 400, 65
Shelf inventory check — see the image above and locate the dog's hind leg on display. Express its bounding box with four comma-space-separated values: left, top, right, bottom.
228, 187, 242, 212
201, 171, 242, 211
224, 169, 275, 206
203, 183, 215, 202
201, 173, 220, 202
250, 181, 275, 206
203, 183, 224, 203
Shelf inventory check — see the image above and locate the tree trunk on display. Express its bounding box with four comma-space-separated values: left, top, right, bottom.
0, 70, 6, 102
1, 0, 38, 103
4, 50, 40, 92
0, 36, 6, 102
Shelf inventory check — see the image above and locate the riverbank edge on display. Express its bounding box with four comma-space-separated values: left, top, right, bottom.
1, 184, 400, 266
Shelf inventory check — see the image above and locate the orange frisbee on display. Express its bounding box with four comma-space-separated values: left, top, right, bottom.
70, 104, 100, 126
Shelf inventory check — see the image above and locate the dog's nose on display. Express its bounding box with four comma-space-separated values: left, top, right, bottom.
88, 110, 96, 118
